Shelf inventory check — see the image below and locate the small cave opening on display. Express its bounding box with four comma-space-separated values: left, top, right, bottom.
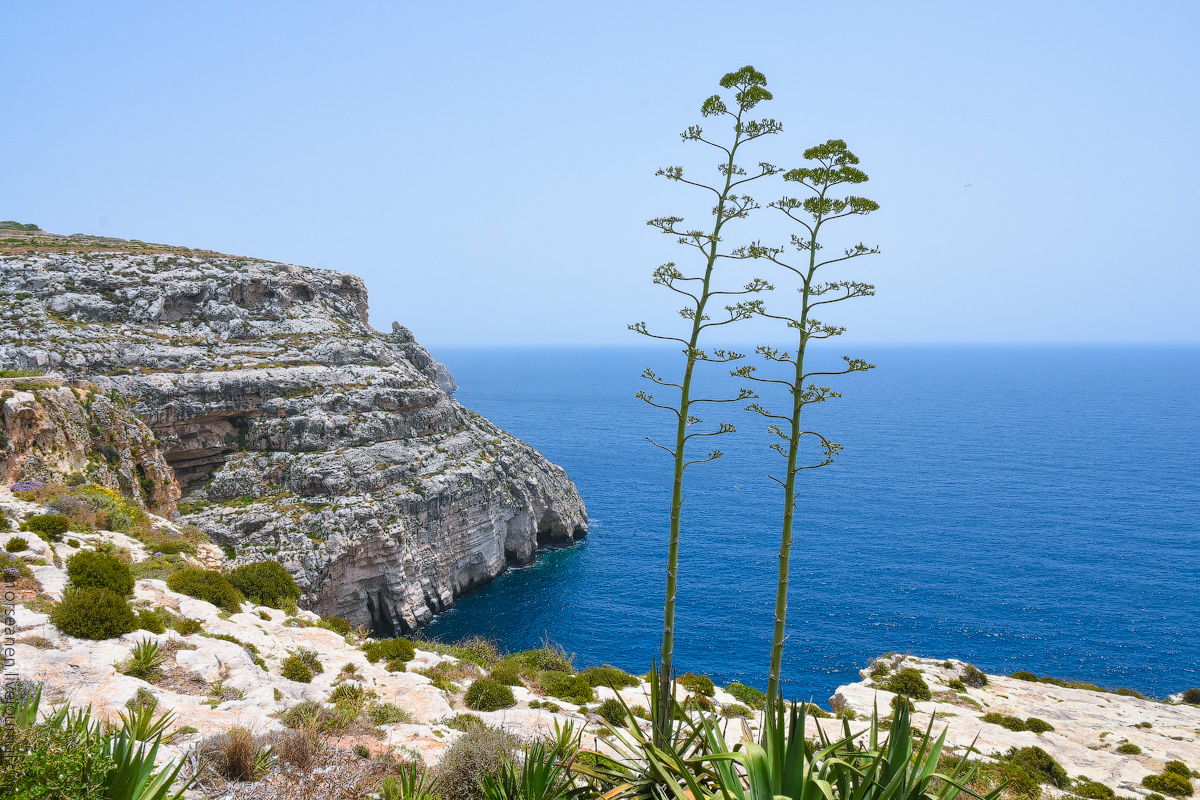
365, 589, 397, 639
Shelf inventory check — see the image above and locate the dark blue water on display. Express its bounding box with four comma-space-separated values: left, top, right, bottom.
425, 345, 1200, 701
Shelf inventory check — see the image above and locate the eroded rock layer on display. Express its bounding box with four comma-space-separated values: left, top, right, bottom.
0, 231, 587, 631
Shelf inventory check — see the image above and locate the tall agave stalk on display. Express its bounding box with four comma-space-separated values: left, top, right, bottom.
630, 65, 780, 741
736, 140, 880, 704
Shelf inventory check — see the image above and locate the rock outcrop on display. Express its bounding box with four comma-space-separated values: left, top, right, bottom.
0, 230, 587, 631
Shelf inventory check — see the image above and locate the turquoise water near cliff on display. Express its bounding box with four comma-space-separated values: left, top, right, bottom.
424, 345, 1200, 701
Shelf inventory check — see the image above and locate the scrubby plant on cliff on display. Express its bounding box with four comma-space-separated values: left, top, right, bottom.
678, 672, 715, 697
51, 586, 137, 639
725, 681, 766, 709
881, 668, 932, 701
1143, 770, 1194, 798
67, 549, 134, 595
537, 671, 594, 704
363, 637, 416, 664
23, 512, 70, 541
280, 655, 314, 683
961, 663, 989, 687
737, 138, 879, 704
581, 664, 639, 689
1182, 688, 1200, 705
166, 568, 244, 612
5, 535, 28, 552
226, 560, 301, 610
630, 65, 779, 736
465, 678, 517, 711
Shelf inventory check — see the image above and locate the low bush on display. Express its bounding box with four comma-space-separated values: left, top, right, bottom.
24, 513, 69, 541
281, 656, 314, 683
434, 724, 520, 800
881, 668, 932, 701
538, 670, 593, 704
318, 616, 353, 636
169, 615, 203, 635
1071, 777, 1115, 800
1164, 762, 1194, 779
5, 536, 28, 552
983, 712, 1028, 731
722, 703, 752, 718
226, 561, 300, 609
66, 550, 134, 596
1142, 772, 1193, 797
1007, 746, 1069, 788
678, 672, 715, 697
51, 587, 136, 639
385, 657, 407, 673
725, 681, 766, 709
962, 663, 989, 687
596, 697, 627, 725
270, 728, 317, 770
948, 678, 966, 691
442, 713, 488, 732
166, 568, 244, 612
1182, 688, 1200, 705
1116, 743, 1142, 755
290, 647, 324, 675
465, 678, 516, 711
513, 644, 573, 673
445, 635, 502, 666
489, 661, 522, 686
1025, 717, 1054, 733
362, 637, 416, 664
581, 664, 639, 689
280, 700, 330, 729
1010, 670, 1040, 682
368, 702, 414, 725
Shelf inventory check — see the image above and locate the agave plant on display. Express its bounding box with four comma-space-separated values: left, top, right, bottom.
379, 762, 443, 800
101, 731, 192, 800
116, 701, 178, 743
482, 723, 588, 800
124, 637, 166, 681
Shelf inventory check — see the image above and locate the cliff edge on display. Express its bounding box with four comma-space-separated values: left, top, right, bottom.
0, 229, 587, 632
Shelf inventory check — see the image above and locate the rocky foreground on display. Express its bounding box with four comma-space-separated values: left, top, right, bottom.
5, 488, 1197, 799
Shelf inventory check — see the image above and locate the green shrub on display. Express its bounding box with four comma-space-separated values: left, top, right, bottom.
66, 550, 134, 596
51, 587, 136, 639
166, 568, 244, 612
1181, 688, 1200, 705
281, 656, 314, 683
684, 694, 716, 713
1, 551, 35, 580
437, 635, 502, 666
129, 554, 183, 581
5, 536, 28, 552
678, 673, 715, 696
465, 678, 516, 711
1010, 670, 1040, 682
318, 616, 353, 635
1143, 772, 1193, 797
983, 712, 1028, 732
226, 561, 300, 609
722, 703, 752, 718
362, 637, 416, 664
803, 703, 830, 718
1007, 746, 1069, 788
169, 616, 203, 635
725, 681, 766, 710
538, 670, 593, 704
1025, 717, 1054, 734
513, 644, 573, 673
24, 513, 69, 541
280, 700, 329, 729
1164, 762, 1195, 779
948, 679, 966, 691
385, 657, 407, 673
962, 664, 989, 687
1115, 743, 1142, 755
1071, 777, 1115, 800
124, 638, 166, 681
881, 668, 932, 701
136, 608, 166, 634
596, 697, 627, 725
290, 647, 324, 674
433, 725, 520, 800
581, 665, 639, 689
368, 702, 414, 725
442, 713, 488, 732
489, 662, 522, 686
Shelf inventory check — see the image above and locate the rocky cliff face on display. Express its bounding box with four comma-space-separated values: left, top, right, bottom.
0, 230, 587, 632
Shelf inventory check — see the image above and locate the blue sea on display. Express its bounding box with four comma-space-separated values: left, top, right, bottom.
424, 345, 1199, 702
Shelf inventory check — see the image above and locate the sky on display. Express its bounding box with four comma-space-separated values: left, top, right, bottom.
2, 1, 1197, 348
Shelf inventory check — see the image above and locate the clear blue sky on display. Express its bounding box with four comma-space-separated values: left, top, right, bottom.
2, 2, 1197, 347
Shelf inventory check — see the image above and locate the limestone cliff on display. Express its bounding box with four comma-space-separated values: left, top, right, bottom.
0, 230, 587, 632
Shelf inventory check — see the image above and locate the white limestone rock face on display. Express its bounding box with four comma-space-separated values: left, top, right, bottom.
0, 232, 588, 631
832, 655, 1200, 798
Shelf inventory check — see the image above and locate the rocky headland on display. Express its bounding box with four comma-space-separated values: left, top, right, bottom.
0, 228, 587, 632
